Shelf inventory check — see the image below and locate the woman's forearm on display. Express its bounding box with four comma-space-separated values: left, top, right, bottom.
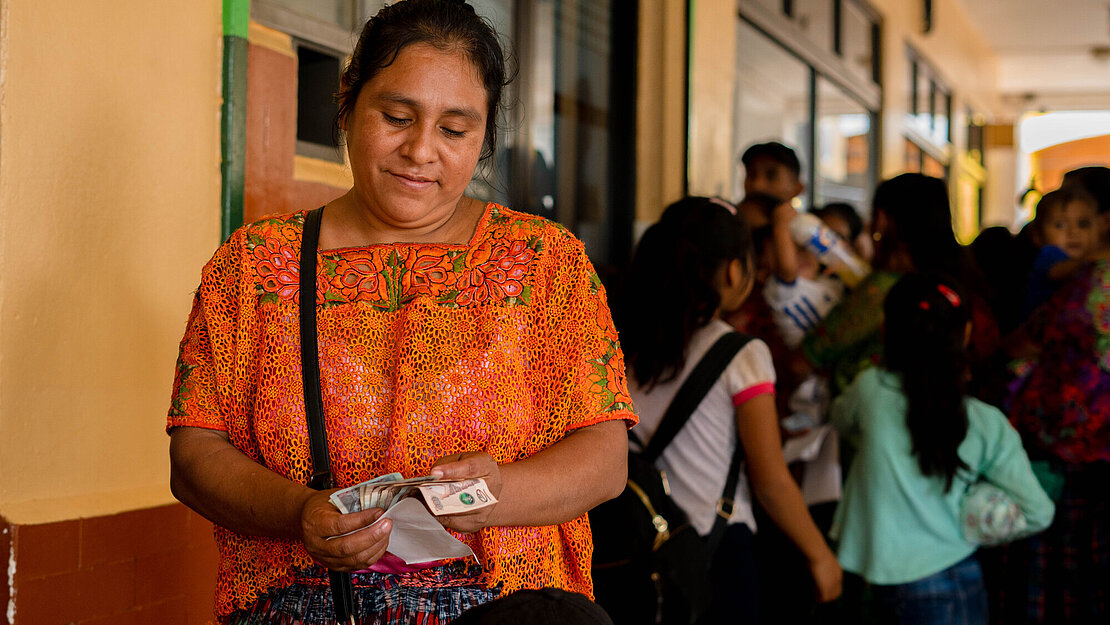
485, 419, 628, 527
169, 426, 313, 539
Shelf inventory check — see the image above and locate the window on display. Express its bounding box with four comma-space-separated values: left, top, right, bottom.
295, 44, 343, 162
723, 2, 880, 211
467, 0, 636, 270
253, 1, 371, 164
733, 19, 813, 203
904, 48, 951, 179
815, 77, 874, 212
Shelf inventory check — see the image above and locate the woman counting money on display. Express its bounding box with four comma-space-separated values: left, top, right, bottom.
166, 1, 634, 623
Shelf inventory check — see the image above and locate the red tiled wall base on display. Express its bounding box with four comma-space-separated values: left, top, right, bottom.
4, 503, 219, 625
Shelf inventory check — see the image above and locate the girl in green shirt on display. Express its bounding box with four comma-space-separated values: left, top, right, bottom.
830, 274, 1053, 625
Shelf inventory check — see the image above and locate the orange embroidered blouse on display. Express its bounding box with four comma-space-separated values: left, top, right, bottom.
167, 204, 636, 617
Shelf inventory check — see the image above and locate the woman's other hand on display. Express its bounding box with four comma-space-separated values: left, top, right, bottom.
428, 451, 503, 533
808, 551, 843, 603
300, 490, 393, 571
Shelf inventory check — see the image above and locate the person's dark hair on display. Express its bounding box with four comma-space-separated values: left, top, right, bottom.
451, 588, 613, 625
1062, 165, 1110, 214
336, 0, 509, 160
741, 142, 801, 177
812, 202, 864, 241
883, 273, 971, 492
615, 197, 753, 389
970, 226, 1023, 335
872, 173, 961, 276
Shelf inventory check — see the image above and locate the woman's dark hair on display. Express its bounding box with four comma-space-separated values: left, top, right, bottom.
883, 273, 971, 492
872, 173, 962, 277
337, 0, 508, 160
615, 197, 753, 389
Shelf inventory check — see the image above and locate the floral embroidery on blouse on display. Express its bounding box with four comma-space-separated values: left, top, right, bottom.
246, 205, 546, 312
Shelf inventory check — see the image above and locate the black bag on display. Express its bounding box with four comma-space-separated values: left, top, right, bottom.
591, 332, 752, 625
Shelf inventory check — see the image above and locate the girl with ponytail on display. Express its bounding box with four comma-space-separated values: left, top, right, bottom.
829, 273, 1054, 624
612, 197, 842, 623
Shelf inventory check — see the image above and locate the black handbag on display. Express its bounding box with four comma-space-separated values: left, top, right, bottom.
299, 207, 357, 624
591, 332, 752, 625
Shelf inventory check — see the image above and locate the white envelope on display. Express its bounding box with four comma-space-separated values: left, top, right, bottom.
375, 497, 477, 564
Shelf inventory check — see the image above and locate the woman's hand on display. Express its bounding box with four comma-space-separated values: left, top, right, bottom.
428, 451, 503, 533
808, 551, 843, 603
300, 489, 393, 571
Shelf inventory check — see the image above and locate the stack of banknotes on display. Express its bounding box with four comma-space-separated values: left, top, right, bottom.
329, 473, 498, 516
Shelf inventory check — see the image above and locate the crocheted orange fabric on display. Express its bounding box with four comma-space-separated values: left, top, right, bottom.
168, 204, 636, 617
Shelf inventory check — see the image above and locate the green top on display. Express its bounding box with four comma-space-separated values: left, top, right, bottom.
802, 270, 901, 394
830, 368, 1055, 585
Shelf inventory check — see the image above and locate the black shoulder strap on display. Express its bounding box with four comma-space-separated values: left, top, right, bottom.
298, 207, 332, 490
643, 331, 753, 462
641, 330, 754, 547
298, 207, 357, 624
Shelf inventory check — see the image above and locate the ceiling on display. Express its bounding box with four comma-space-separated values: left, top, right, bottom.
953, 0, 1110, 110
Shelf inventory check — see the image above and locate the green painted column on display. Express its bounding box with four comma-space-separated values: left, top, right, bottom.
221, 0, 250, 241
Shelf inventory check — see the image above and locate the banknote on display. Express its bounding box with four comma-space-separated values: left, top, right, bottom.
416, 478, 498, 516
330, 472, 402, 513
330, 474, 497, 516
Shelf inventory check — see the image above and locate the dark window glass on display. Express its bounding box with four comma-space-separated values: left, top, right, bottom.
296, 46, 341, 150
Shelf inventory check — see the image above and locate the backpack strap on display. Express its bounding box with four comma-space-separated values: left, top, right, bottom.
641, 331, 755, 549
298, 207, 356, 625
643, 331, 753, 462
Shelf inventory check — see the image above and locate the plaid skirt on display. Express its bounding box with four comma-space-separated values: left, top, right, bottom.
984, 461, 1110, 624
224, 561, 498, 625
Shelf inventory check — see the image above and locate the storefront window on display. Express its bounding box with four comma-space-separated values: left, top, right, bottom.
468, 0, 633, 270
905, 48, 951, 179
733, 19, 813, 203
815, 77, 873, 212
727, 5, 879, 212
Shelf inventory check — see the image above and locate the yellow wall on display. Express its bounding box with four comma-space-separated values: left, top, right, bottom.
0, 1, 223, 524
686, 0, 738, 202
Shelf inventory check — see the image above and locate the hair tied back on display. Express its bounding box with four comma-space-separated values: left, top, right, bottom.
937, 284, 961, 308
708, 197, 738, 215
